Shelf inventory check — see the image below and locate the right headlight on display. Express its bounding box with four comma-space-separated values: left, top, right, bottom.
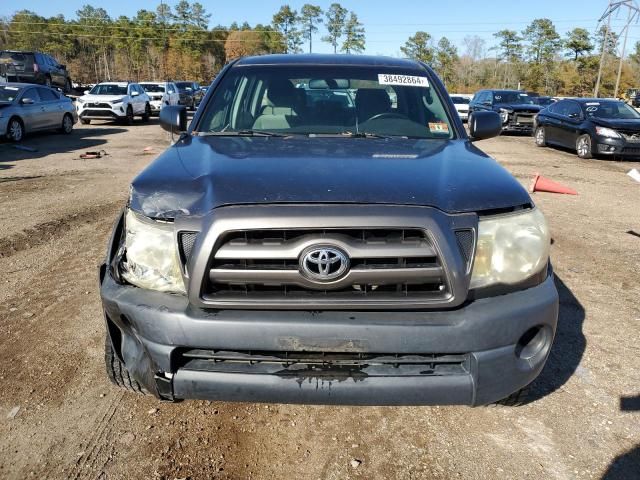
470, 208, 550, 289
120, 209, 185, 294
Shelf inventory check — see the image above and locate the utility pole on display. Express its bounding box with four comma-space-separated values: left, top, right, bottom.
594, 0, 640, 98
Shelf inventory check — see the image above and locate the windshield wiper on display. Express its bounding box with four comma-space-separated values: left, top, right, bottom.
200, 129, 287, 137
339, 131, 405, 139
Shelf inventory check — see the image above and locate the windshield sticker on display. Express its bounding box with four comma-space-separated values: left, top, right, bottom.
586, 106, 598, 112
494, 95, 502, 100
428, 122, 449, 134
586, 102, 600, 106
378, 74, 429, 87
4, 86, 19, 90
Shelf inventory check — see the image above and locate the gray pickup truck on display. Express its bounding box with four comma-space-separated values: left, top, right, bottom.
99, 54, 558, 406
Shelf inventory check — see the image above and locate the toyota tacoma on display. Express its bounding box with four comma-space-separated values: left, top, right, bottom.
99, 54, 558, 406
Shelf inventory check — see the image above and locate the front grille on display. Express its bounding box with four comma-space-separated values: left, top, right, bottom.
177, 349, 470, 377
514, 113, 535, 124
204, 228, 450, 304
86, 102, 112, 108
82, 109, 115, 117
620, 130, 640, 143
622, 147, 640, 155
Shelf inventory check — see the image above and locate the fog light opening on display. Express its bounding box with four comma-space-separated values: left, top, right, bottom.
515, 325, 549, 361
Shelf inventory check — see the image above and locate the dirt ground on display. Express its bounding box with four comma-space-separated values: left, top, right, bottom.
0, 118, 639, 480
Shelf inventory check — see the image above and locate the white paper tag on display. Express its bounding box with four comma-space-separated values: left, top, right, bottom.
378, 74, 429, 87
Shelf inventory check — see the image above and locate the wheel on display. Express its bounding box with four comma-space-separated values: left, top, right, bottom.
6, 117, 24, 142
124, 106, 134, 125
64, 78, 72, 94
534, 126, 547, 147
104, 335, 148, 394
492, 386, 532, 407
142, 103, 151, 122
60, 113, 74, 134
576, 134, 593, 159
80, 118, 91, 125
44, 76, 52, 88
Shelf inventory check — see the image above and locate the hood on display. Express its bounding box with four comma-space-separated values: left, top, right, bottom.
147, 92, 165, 100
590, 117, 640, 131
495, 103, 542, 112
80, 94, 125, 103
129, 136, 531, 219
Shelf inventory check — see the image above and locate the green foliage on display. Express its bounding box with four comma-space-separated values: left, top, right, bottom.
565, 28, 593, 60
595, 25, 619, 56
434, 37, 458, 86
322, 3, 348, 54
522, 18, 561, 64
300, 4, 323, 53
341, 12, 365, 54
400, 31, 434, 63
493, 30, 523, 62
272, 5, 302, 54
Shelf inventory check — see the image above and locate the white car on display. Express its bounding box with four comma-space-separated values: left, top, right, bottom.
76, 82, 151, 124
450, 94, 472, 122
139, 81, 180, 115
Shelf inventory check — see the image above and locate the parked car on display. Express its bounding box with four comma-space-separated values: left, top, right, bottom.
532, 96, 556, 107
76, 82, 151, 125
0, 83, 77, 142
534, 97, 640, 159
469, 89, 542, 133
100, 54, 557, 407
0, 50, 72, 93
175, 81, 204, 110
450, 94, 471, 121
139, 81, 180, 115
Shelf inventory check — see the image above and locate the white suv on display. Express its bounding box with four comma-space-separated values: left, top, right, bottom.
77, 82, 151, 124
139, 82, 180, 115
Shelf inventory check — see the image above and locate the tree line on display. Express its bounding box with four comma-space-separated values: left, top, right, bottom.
0, 2, 365, 84
1, 4, 640, 98
401, 19, 640, 97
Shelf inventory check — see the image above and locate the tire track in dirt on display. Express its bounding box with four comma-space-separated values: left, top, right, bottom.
0, 200, 122, 258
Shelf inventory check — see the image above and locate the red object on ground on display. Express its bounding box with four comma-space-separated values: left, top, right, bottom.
530, 173, 578, 195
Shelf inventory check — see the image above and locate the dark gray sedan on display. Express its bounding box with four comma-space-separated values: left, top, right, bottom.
0, 82, 78, 142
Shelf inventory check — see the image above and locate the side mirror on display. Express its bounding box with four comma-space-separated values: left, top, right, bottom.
20, 97, 35, 105
131, 91, 139, 97
84, 90, 90, 95
469, 111, 502, 141
160, 105, 187, 134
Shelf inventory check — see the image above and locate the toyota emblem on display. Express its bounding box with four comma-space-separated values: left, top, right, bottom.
300, 246, 349, 282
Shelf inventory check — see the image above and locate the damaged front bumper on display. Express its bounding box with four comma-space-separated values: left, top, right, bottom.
99, 263, 559, 406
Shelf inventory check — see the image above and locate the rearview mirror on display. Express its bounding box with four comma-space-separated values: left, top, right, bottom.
308, 78, 350, 89
20, 97, 35, 105
160, 105, 187, 134
469, 111, 502, 141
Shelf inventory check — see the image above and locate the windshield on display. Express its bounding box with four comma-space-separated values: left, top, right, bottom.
141, 84, 165, 93
0, 85, 21, 102
175, 82, 193, 91
493, 91, 534, 104
450, 96, 469, 104
90, 84, 127, 95
198, 65, 455, 139
584, 101, 640, 119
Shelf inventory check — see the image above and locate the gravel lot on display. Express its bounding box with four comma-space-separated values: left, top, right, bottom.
0, 118, 639, 480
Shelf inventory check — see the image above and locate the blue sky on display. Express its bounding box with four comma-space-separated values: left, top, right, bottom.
2, 0, 637, 56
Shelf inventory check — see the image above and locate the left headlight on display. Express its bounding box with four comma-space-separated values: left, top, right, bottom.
120, 209, 185, 294
470, 208, 550, 289
499, 108, 511, 123
595, 126, 621, 138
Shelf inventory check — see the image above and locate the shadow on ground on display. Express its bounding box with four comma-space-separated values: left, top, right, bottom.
525, 275, 586, 403
0, 125, 129, 170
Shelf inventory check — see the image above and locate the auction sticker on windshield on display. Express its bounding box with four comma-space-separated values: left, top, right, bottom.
378, 74, 429, 87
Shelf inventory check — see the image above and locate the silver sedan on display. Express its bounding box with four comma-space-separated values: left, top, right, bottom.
0, 82, 78, 142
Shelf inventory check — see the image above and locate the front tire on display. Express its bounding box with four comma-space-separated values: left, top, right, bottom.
104, 335, 148, 395
492, 386, 531, 407
64, 79, 72, 94
44, 76, 52, 88
60, 113, 74, 134
80, 118, 91, 125
6, 117, 24, 142
124, 106, 134, 125
141, 103, 151, 122
576, 134, 593, 159
534, 126, 547, 147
